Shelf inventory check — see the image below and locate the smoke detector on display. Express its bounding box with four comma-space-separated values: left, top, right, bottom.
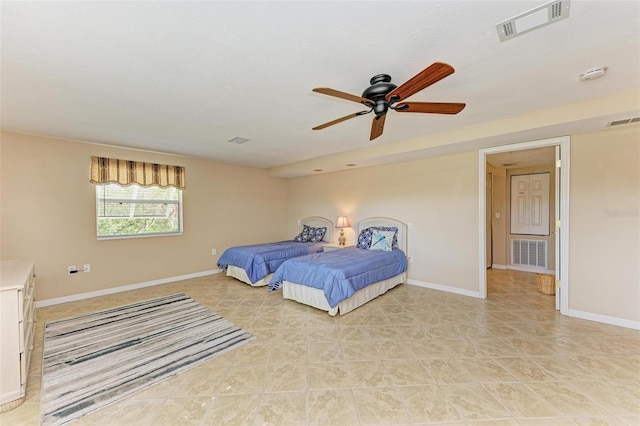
579, 67, 607, 81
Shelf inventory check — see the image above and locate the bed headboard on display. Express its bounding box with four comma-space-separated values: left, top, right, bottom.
357, 217, 408, 254
301, 216, 334, 242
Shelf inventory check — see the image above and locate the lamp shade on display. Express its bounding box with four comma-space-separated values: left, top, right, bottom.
335, 216, 350, 228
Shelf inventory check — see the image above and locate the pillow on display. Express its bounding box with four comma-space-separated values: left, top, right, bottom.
357, 226, 399, 249
293, 224, 312, 242
368, 229, 394, 251
309, 226, 327, 243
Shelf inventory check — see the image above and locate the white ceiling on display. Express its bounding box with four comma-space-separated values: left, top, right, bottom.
2, 1, 639, 177
487, 146, 556, 169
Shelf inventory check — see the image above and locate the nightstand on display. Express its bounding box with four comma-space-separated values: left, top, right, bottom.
323, 243, 353, 252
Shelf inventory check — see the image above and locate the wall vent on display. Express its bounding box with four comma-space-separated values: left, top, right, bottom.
607, 117, 640, 127
496, 0, 570, 42
512, 239, 547, 268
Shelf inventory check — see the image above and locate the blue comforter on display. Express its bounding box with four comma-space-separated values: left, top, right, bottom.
268, 247, 407, 308
217, 241, 327, 284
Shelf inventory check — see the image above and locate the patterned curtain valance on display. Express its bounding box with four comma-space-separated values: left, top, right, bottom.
90, 156, 186, 189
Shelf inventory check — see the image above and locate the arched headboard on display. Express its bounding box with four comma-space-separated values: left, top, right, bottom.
301, 216, 334, 242
356, 217, 408, 254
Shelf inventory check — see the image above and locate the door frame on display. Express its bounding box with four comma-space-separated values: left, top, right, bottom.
478, 136, 570, 315
486, 172, 493, 269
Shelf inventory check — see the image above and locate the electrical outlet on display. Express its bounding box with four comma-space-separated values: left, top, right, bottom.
83, 264, 91, 273
211, 249, 217, 255
408, 223, 413, 230
68, 265, 77, 274
297, 220, 301, 226
407, 256, 414, 263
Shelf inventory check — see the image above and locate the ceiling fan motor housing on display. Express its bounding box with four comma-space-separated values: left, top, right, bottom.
362, 74, 397, 117
362, 74, 396, 100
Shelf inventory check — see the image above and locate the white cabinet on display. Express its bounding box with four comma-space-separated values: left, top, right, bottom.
0, 259, 36, 412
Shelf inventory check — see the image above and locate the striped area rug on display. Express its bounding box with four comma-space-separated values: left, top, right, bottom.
40, 293, 255, 426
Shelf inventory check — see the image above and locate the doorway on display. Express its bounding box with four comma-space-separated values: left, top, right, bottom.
478, 136, 570, 315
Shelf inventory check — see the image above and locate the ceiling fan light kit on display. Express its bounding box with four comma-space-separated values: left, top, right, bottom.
312, 62, 466, 140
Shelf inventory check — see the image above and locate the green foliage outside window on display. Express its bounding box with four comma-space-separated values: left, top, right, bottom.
96, 184, 182, 238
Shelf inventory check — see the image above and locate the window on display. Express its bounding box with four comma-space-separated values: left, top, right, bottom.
96, 183, 182, 239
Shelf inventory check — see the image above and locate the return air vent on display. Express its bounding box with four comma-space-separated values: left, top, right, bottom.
496, 0, 570, 42
512, 239, 547, 268
607, 117, 640, 127
227, 137, 250, 144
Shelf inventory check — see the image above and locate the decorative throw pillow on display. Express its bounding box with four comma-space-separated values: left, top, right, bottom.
293, 224, 312, 242
309, 226, 327, 243
357, 226, 399, 249
368, 229, 394, 251
356, 227, 375, 249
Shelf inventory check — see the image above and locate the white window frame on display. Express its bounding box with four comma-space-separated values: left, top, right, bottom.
95, 183, 183, 240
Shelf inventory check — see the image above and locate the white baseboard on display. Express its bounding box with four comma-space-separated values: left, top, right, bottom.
491, 264, 507, 270
407, 279, 482, 299
36, 269, 222, 308
507, 265, 555, 274
568, 309, 640, 330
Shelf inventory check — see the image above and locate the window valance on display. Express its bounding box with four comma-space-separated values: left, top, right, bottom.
90, 156, 186, 189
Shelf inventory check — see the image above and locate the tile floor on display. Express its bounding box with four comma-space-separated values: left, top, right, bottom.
1, 269, 639, 425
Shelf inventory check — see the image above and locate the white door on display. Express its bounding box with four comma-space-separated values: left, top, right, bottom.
510, 173, 550, 235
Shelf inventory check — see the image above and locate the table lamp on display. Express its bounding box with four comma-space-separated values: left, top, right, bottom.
336, 216, 350, 246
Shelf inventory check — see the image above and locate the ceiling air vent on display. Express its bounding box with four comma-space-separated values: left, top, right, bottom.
227, 137, 249, 144
607, 117, 640, 127
496, 0, 570, 42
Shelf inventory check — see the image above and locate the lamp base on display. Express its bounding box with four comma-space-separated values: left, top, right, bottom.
338, 229, 345, 246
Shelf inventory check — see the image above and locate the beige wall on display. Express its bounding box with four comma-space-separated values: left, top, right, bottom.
286, 126, 640, 323
287, 151, 480, 292
569, 125, 640, 321
2, 125, 638, 324
0, 132, 288, 301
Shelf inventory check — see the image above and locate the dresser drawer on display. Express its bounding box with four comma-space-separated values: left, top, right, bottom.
15, 269, 34, 322
1, 259, 36, 411
22, 281, 35, 323
20, 300, 36, 354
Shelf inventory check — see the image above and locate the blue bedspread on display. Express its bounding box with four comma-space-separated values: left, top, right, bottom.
268, 247, 407, 308
217, 241, 327, 284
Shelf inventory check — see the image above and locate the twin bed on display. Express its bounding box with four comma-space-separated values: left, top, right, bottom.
217, 216, 333, 286
219, 217, 408, 315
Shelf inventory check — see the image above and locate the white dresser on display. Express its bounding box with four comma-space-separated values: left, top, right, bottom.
0, 259, 36, 412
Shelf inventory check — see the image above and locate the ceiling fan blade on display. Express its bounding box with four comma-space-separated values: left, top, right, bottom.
370, 114, 386, 140
396, 102, 466, 114
313, 88, 374, 106
386, 62, 455, 102
312, 110, 369, 130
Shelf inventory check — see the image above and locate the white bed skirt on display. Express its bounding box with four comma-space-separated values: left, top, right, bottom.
282, 273, 406, 316
226, 266, 271, 287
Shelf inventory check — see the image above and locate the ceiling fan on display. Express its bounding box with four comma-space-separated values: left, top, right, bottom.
312, 62, 466, 141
